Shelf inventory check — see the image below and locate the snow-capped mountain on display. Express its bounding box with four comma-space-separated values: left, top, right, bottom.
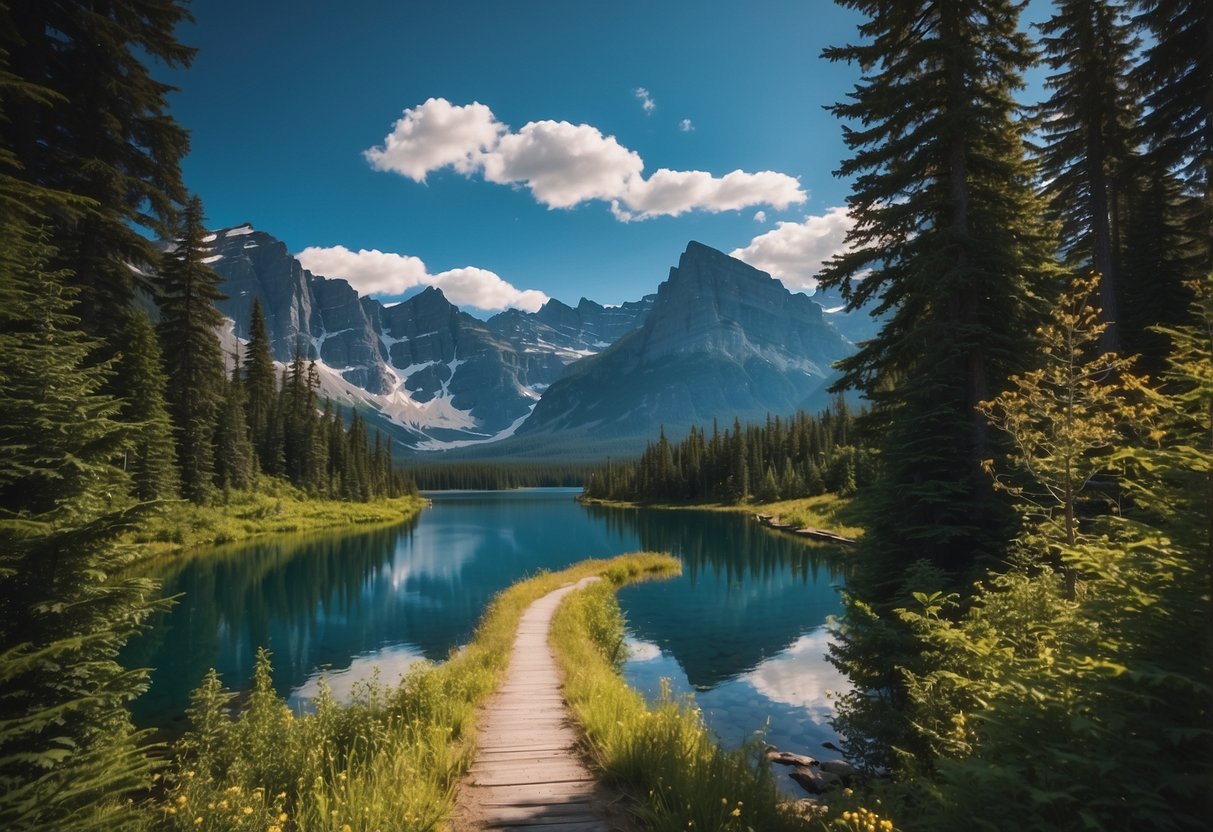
203, 225, 872, 457
205, 224, 650, 450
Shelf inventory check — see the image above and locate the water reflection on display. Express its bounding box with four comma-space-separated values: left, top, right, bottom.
127, 490, 850, 769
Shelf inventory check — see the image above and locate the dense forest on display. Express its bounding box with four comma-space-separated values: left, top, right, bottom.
582, 403, 877, 503
596, 1, 1213, 829
1, 0, 1210, 831
409, 461, 593, 490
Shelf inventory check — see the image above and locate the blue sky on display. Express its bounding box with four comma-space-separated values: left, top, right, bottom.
167, 0, 1050, 314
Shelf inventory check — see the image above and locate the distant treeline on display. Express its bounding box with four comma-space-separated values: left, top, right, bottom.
408, 462, 595, 490
582, 401, 877, 504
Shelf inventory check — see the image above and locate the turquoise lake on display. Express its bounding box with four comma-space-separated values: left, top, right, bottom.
126, 489, 850, 779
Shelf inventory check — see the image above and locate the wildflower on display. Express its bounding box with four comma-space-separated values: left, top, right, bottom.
881, 822, 894, 831
243, 806, 254, 815
343, 825, 353, 832
194, 818, 202, 826
731, 807, 741, 817
844, 787, 853, 797
166, 807, 177, 815
186, 770, 196, 778
279, 812, 289, 822
176, 795, 188, 805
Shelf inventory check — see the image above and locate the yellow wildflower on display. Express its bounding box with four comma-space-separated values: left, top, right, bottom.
731, 807, 741, 817
243, 806, 253, 815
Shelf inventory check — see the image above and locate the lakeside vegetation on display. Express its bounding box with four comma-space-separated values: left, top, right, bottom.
408, 461, 594, 490
553, 578, 869, 832
581, 492, 865, 542
146, 554, 679, 832
127, 479, 427, 557
583, 402, 876, 505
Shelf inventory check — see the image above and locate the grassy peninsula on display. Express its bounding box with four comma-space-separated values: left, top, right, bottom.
126, 476, 429, 558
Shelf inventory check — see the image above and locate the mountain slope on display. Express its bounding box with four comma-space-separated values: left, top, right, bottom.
513, 241, 853, 445
204, 224, 651, 451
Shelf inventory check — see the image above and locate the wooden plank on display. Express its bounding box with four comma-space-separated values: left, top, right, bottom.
484, 801, 596, 823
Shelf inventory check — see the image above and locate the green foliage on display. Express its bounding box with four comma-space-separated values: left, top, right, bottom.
408, 461, 596, 490
242, 298, 277, 470
883, 277, 1213, 831
0, 0, 194, 335
583, 403, 875, 504
0, 226, 162, 831
157, 196, 227, 504
977, 272, 1156, 560
130, 482, 426, 556
1035, 0, 1139, 349
116, 308, 180, 501
214, 358, 255, 492
552, 578, 852, 832
820, 0, 1060, 579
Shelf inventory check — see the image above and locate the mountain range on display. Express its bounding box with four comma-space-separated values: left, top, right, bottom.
203, 225, 869, 458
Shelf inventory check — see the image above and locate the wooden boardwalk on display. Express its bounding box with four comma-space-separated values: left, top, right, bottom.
458, 577, 611, 832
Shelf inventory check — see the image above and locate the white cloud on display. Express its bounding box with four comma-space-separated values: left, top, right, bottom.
634, 87, 656, 113
753, 210, 767, 223
363, 97, 504, 182
678, 118, 694, 132
613, 168, 805, 221
483, 120, 642, 209
730, 205, 855, 292
296, 245, 549, 313
364, 98, 807, 221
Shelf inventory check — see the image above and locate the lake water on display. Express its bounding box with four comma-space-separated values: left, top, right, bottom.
126, 489, 850, 773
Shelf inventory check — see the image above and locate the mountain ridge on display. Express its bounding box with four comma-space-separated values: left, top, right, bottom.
201, 225, 868, 458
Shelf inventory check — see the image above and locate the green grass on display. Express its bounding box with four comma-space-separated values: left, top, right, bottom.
552, 579, 822, 831
128, 475, 427, 556
148, 553, 680, 832
581, 491, 865, 541
750, 493, 864, 540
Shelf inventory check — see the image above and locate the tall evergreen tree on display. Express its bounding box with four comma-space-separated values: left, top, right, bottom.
114, 309, 179, 501
0, 226, 160, 831
819, 0, 1059, 584
213, 349, 255, 493
157, 196, 225, 504
1133, 0, 1212, 275
1036, 0, 1139, 350
817, 1, 1061, 770
0, 1, 194, 338
243, 297, 277, 469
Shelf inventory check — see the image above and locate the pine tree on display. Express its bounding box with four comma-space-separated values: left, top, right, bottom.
817, 0, 1061, 771
243, 297, 277, 470
0, 1, 193, 339
1133, 0, 1212, 274
213, 350, 255, 492
819, 0, 1060, 583
114, 309, 179, 501
1036, 0, 1139, 350
157, 196, 226, 503
0, 226, 161, 831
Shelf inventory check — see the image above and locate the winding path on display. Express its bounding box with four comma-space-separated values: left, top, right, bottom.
454, 577, 613, 831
